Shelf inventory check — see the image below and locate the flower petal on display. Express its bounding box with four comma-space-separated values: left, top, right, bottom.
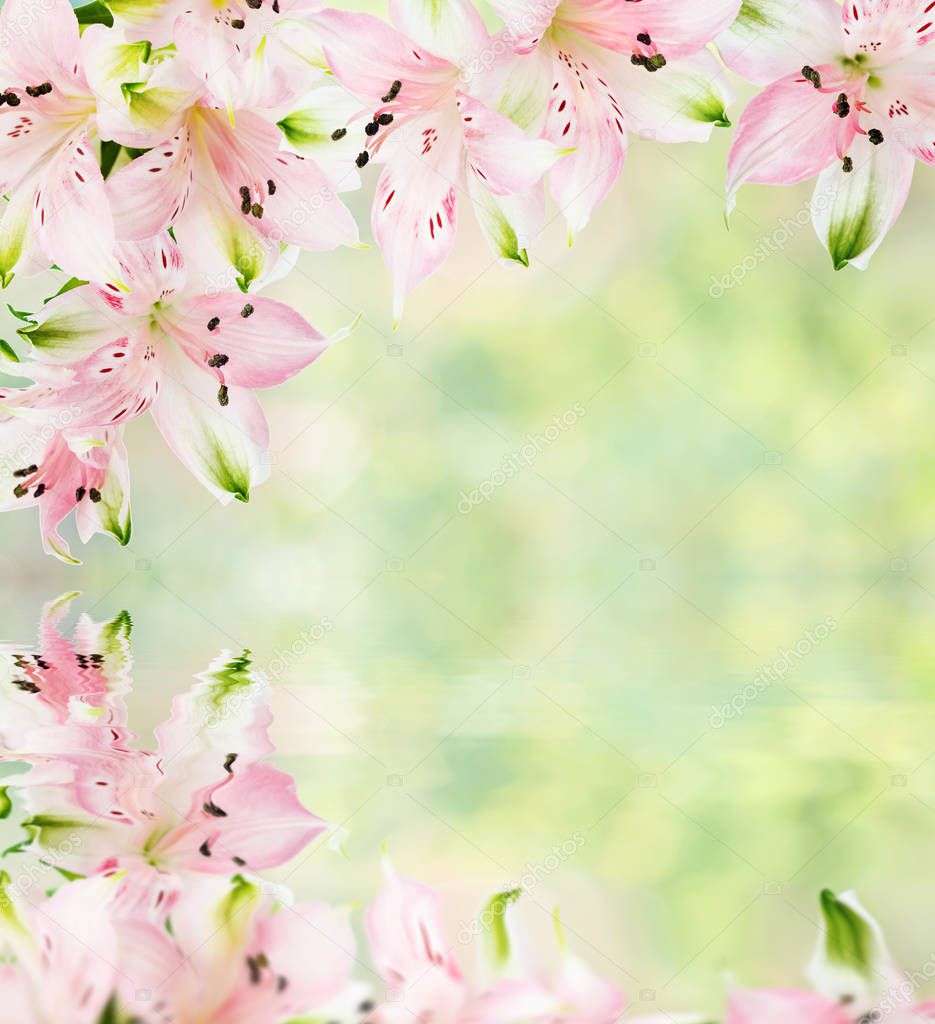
150, 339, 271, 503
33, 133, 125, 287
371, 111, 462, 322
812, 133, 914, 270
726, 70, 847, 217
487, 0, 561, 54
726, 987, 849, 1024
616, 49, 733, 143
170, 292, 346, 390
717, 0, 843, 85
388, 0, 490, 66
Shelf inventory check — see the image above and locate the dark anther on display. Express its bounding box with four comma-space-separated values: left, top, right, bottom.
251, 202, 264, 218
199, 839, 212, 857
356, 151, 370, 168
842, 156, 854, 172
835, 92, 850, 118
636, 32, 651, 44
266, 179, 276, 195
239, 184, 251, 214
241, 303, 254, 318
331, 128, 347, 141
272, 0, 279, 10
231, 18, 245, 28
75, 486, 87, 502
246, 0, 263, 7
13, 483, 28, 499
4, 92, 21, 107
359, 1000, 376, 1013
208, 353, 229, 368
218, 384, 230, 407
377, 112, 394, 126
13, 464, 37, 478
233, 855, 246, 866
25, 83, 52, 97
203, 799, 228, 817
224, 752, 238, 773
208, 316, 221, 331
365, 121, 379, 136
647, 53, 666, 71
89, 488, 102, 503
381, 79, 402, 103
247, 956, 263, 985
868, 128, 884, 145
801, 65, 822, 89
277, 976, 288, 992
33, 483, 45, 498
13, 678, 40, 693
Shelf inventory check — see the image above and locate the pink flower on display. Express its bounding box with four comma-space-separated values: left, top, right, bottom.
1, 603, 327, 909
0, 410, 131, 563
489, 0, 739, 237
106, 102, 360, 289
720, 0, 935, 268
12, 233, 352, 507
365, 864, 467, 1023
312, 1, 565, 321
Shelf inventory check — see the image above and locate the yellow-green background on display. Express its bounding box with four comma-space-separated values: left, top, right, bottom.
6, 3, 935, 1013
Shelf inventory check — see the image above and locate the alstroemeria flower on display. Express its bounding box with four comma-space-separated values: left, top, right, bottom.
488, 0, 738, 237
151, 874, 360, 1023
365, 864, 467, 1023
313, 0, 564, 321
2, 639, 327, 915
104, 0, 326, 112
727, 890, 935, 1024
0, 0, 196, 287
14, 233, 350, 505
0, 872, 180, 1024
0, 409, 131, 563
720, 0, 935, 269
107, 101, 360, 289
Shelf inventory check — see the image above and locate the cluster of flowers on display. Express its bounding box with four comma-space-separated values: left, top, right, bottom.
0, 595, 931, 1024
1, 0, 934, 561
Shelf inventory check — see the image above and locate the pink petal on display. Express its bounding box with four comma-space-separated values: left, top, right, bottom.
457, 91, 559, 196
170, 292, 339, 390
541, 40, 628, 235
312, 8, 457, 109
717, 0, 843, 85
33, 132, 125, 287
726, 70, 849, 216
559, 0, 741, 60
726, 987, 850, 1024
487, 0, 561, 53
0, 0, 83, 86
371, 111, 461, 321
172, 761, 327, 873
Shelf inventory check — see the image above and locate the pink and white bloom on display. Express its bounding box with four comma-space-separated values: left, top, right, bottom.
1, 626, 328, 913
313, 0, 565, 321
107, 101, 360, 289
0, 407, 131, 563
489, 0, 739, 237
0, 0, 195, 287
720, 0, 935, 269
12, 233, 350, 506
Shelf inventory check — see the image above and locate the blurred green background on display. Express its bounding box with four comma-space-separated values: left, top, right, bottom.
7, 2, 935, 1014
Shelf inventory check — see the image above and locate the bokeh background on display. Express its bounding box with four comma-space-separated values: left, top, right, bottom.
6, 0, 935, 1014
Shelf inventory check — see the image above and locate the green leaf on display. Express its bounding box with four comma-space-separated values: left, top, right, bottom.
46, 276, 89, 302
482, 888, 522, 973
74, 1, 114, 28
0, 788, 11, 819
6, 304, 33, 324
0, 339, 19, 363
100, 140, 123, 180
